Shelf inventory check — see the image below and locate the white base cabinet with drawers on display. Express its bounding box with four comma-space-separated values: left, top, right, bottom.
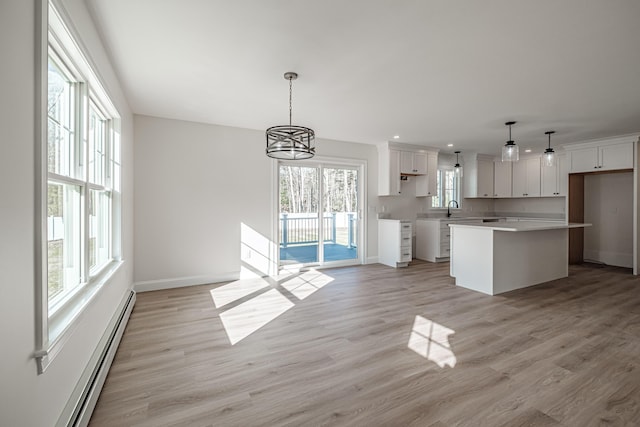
378, 219, 412, 268
416, 219, 483, 262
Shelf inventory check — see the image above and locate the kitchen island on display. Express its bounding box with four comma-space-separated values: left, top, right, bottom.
449, 221, 590, 295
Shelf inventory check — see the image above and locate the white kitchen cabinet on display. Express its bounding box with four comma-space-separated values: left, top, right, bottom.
416, 152, 438, 197
378, 147, 401, 196
512, 157, 541, 197
400, 151, 427, 175
493, 161, 512, 198
567, 139, 634, 173
378, 143, 438, 196
416, 218, 482, 262
477, 158, 494, 198
463, 153, 494, 198
541, 153, 567, 197
378, 220, 412, 268
427, 152, 438, 196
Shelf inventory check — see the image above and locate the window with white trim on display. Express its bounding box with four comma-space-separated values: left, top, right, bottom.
37, 2, 121, 373
431, 168, 461, 208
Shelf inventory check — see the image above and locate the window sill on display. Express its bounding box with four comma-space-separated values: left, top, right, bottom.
35, 259, 125, 374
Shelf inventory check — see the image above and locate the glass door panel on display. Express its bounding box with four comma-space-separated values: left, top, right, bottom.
279, 165, 320, 265
322, 167, 358, 262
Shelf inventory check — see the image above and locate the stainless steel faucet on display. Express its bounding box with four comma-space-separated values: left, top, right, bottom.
447, 200, 459, 218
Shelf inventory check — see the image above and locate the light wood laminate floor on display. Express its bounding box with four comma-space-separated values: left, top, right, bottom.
90, 261, 640, 426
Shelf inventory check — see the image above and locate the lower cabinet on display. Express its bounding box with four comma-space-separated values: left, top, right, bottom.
378, 220, 412, 268
416, 219, 482, 262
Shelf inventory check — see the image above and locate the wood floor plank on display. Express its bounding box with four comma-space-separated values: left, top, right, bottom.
90, 261, 640, 426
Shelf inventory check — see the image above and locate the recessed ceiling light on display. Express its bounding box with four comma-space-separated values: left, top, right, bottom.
525, 149, 532, 153
393, 135, 400, 139
447, 143, 454, 147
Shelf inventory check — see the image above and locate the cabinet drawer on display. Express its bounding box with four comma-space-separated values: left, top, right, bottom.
400, 223, 412, 233
440, 231, 451, 243
400, 249, 412, 262
439, 243, 450, 257
400, 234, 412, 246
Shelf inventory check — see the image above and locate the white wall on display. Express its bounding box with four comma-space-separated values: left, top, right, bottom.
133, 115, 381, 288
0, 1, 134, 425
493, 197, 566, 218
584, 172, 634, 267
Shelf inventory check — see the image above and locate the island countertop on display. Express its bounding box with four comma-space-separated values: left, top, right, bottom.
448, 221, 590, 232
449, 221, 591, 295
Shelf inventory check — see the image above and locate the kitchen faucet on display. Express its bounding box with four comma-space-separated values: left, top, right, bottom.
447, 200, 459, 218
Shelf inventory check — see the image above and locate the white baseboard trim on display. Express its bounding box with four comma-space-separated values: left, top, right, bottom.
584, 250, 633, 268
366, 256, 379, 264
134, 273, 239, 292
56, 290, 136, 427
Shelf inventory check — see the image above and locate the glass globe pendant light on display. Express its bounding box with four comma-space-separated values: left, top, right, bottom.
266, 72, 315, 160
501, 121, 519, 162
543, 131, 556, 167
454, 151, 463, 177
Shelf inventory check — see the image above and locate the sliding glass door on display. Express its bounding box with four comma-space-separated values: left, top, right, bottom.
278, 162, 360, 267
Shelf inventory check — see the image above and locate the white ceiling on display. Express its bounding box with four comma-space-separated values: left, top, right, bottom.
87, 0, 640, 156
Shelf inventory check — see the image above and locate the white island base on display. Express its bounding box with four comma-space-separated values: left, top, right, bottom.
449, 221, 590, 296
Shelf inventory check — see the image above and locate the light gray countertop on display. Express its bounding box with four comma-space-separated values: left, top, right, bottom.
448, 221, 591, 232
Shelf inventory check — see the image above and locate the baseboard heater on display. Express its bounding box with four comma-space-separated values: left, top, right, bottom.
57, 290, 136, 427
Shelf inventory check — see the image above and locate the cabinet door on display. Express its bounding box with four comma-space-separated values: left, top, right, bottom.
414, 152, 428, 175
599, 142, 633, 171
526, 157, 541, 197
477, 159, 494, 198
400, 151, 414, 174
512, 161, 527, 197
558, 153, 567, 196
494, 161, 512, 197
426, 153, 438, 196
541, 162, 558, 196
390, 149, 401, 194
570, 147, 598, 173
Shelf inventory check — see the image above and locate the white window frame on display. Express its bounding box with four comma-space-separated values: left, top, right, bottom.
35, 0, 123, 374
431, 167, 462, 209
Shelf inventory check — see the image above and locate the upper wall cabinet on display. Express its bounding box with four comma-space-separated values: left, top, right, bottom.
378, 143, 438, 196
565, 137, 636, 173
378, 147, 402, 196
493, 160, 513, 198
463, 153, 494, 198
427, 152, 438, 196
400, 151, 428, 175
541, 153, 567, 197
512, 157, 541, 197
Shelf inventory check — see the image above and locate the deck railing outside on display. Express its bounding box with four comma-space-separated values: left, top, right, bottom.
280, 213, 357, 248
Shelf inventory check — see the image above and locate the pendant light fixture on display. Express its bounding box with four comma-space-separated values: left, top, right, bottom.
266, 72, 315, 160
543, 131, 556, 167
501, 121, 519, 162
454, 151, 463, 177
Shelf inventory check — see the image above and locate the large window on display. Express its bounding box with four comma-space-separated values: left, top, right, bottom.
37, 2, 121, 373
431, 169, 461, 208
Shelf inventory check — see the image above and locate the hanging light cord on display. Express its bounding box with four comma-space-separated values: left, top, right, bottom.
548, 133, 552, 149
289, 76, 293, 127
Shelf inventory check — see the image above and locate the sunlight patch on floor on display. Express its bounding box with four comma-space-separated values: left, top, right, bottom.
280, 269, 335, 300
219, 289, 295, 345
209, 276, 271, 309
408, 315, 457, 368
